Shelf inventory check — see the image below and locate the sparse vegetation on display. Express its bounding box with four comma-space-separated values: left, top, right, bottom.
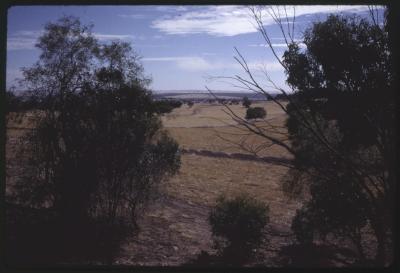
245, 106, 266, 120
5, 5, 394, 268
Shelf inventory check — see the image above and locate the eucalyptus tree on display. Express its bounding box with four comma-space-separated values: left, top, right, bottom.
13, 16, 181, 263
212, 6, 394, 265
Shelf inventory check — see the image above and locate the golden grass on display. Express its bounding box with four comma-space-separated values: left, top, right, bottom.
164, 101, 292, 158
164, 154, 301, 228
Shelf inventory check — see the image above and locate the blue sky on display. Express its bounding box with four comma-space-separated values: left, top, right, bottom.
6, 5, 384, 92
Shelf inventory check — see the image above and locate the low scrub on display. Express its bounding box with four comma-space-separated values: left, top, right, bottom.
245, 107, 266, 120
209, 194, 269, 265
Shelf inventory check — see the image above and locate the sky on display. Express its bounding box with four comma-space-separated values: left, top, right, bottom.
6, 5, 384, 92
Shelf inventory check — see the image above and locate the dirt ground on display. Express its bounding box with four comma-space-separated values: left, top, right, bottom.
6, 101, 306, 266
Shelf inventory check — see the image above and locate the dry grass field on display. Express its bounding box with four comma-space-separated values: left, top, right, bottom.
116, 101, 303, 266
163, 102, 292, 158
6, 101, 305, 266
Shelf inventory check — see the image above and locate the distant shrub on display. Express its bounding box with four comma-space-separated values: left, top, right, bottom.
245, 107, 266, 120
154, 100, 182, 114
209, 194, 269, 264
242, 96, 251, 108
187, 101, 194, 107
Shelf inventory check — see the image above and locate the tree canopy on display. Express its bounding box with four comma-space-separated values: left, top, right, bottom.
9, 16, 181, 264
282, 13, 394, 265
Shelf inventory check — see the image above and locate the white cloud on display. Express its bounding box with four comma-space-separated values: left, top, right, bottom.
246, 60, 283, 72
7, 30, 42, 50
93, 33, 136, 41
152, 5, 374, 37
152, 6, 255, 36
143, 56, 214, 70
7, 37, 37, 50
249, 42, 306, 48
142, 55, 283, 72
7, 30, 138, 50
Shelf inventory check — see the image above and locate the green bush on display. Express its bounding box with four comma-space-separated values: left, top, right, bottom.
209, 194, 269, 264
245, 107, 266, 120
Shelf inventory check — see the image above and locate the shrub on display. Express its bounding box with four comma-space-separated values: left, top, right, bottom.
242, 96, 251, 108
153, 99, 182, 114
209, 194, 269, 264
245, 107, 266, 120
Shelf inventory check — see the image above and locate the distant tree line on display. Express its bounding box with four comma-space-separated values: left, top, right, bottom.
5, 91, 43, 113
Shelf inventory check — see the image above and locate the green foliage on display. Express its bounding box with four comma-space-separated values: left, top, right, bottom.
10, 16, 181, 264
282, 13, 394, 264
283, 14, 393, 149
209, 194, 269, 264
245, 106, 266, 120
153, 100, 182, 114
242, 96, 251, 108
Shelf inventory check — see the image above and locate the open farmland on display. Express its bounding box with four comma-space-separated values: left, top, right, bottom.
6, 99, 376, 267
6, 6, 393, 267
6, 100, 305, 266
115, 100, 305, 266
162, 101, 292, 158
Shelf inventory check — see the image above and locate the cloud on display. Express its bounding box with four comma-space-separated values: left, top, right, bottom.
7, 30, 139, 50
152, 5, 374, 37
246, 60, 283, 72
93, 33, 136, 41
7, 37, 37, 50
7, 30, 42, 50
152, 6, 255, 36
249, 42, 307, 48
143, 56, 215, 70
142, 55, 283, 72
